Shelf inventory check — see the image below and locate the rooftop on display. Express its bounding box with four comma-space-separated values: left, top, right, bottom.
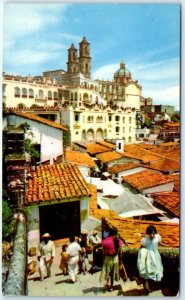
88, 184, 179, 248
26, 163, 90, 204
151, 192, 179, 218
9, 111, 68, 131
108, 163, 140, 174
65, 150, 96, 168
86, 143, 111, 155
96, 151, 123, 163
122, 170, 174, 192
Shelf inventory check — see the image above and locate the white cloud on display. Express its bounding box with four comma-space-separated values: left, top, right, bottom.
3, 3, 70, 50
143, 86, 180, 110
92, 63, 119, 81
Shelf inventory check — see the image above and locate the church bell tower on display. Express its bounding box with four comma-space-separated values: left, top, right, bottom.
67, 43, 78, 74
78, 37, 91, 79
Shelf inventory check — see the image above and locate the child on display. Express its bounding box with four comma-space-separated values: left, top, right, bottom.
59, 244, 69, 275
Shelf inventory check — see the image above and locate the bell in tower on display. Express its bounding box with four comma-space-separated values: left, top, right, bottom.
78, 37, 91, 79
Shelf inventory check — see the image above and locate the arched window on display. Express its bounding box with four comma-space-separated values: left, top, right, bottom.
54, 91, 58, 100
14, 87, 20, 97
75, 92, 78, 101
116, 126, 120, 133
71, 93, 73, 101
128, 136, 132, 142
115, 115, 120, 122
29, 88, 34, 98
123, 127, 125, 133
129, 126, 132, 133
38, 89, 44, 99
22, 88, 27, 98
129, 117, 132, 123
87, 116, 91, 122
123, 117, 125, 123
48, 91, 52, 100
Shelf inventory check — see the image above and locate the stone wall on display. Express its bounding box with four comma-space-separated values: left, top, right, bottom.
3, 214, 27, 296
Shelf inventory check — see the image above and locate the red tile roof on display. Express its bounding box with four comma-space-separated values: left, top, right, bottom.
151, 192, 179, 217
9, 111, 68, 131
88, 184, 179, 248
86, 143, 110, 155
65, 150, 96, 168
146, 159, 179, 172
108, 163, 140, 174
96, 151, 123, 163
97, 140, 115, 149
26, 163, 90, 203
166, 174, 180, 193
123, 170, 174, 192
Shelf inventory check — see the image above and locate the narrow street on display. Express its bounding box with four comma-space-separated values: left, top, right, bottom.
27, 240, 165, 297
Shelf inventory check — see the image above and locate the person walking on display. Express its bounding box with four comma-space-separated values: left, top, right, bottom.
59, 244, 69, 275
78, 230, 89, 272
66, 236, 81, 283
100, 227, 124, 292
137, 225, 169, 293
89, 230, 102, 272
37, 233, 55, 281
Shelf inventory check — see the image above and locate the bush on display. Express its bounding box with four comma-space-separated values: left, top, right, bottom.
2, 196, 16, 241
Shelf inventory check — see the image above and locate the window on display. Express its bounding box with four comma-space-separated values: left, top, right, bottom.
29, 89, 34, 98
48, 91, 52, 100
22, 88, 27, 98
75, 92, 78, 101
109, 115, 112, 122
14, 87, 20, 97
123, 117, 125, 123
116, 126, 120, 133
75, 114, 79, 122
123, 127, 125, 133
129, 117, 132, 123
38, 89, 44, 99
54, 91, 58, 100
129, 126, 132, 133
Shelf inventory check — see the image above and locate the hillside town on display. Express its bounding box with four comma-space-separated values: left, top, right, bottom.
2, 37, 180, 296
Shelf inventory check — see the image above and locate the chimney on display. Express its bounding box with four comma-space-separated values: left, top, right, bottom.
116, 139, 124, 153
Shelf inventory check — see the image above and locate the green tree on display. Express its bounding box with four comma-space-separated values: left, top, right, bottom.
2, 192, 16, 241
63, 125, 71, 147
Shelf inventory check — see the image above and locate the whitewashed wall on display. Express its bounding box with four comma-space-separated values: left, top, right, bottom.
8, 114, 63, 161
142, 182, 174, 195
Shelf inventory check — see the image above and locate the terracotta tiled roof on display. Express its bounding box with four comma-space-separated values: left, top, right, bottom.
26, 163, 90, 203
166, 174, 180, 193
106, 218, 179, 248
97, 140, 115, 149
151, 192, 179, 217
86, 143, 111, 155
96, 151, 123, 163
65, 150, 96, 167
88, 184, 179, 248
146, 159, 179, 172
9, 111, 68, 131
124, 143, 180, 164
108, 163, 140, 174
159, 142, 179, 147
123, 170, 174, 192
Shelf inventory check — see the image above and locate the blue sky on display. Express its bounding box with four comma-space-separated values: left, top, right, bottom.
3, 2, 180, 110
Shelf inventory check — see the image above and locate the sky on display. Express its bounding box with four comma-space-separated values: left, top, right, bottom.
2, 2, 181, 110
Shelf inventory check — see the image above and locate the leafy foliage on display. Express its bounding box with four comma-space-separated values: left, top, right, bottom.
2, 193, 16, 241
63, 124, 71, 147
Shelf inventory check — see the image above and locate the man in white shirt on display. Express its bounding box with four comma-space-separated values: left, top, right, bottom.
37, 233, 55, 281
66, 236, 81, 283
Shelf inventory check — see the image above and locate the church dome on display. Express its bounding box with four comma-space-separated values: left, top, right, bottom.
115, 62, 130, 76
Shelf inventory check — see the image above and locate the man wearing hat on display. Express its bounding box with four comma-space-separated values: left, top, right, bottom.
89, 230, 102, 272
37, 233, 55, 281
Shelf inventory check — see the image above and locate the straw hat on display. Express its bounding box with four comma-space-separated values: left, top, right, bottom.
41, 233, 51, 238
93, 230, 98, 235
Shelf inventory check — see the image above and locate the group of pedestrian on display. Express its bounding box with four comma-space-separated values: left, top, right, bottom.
36, 224, 170, 293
